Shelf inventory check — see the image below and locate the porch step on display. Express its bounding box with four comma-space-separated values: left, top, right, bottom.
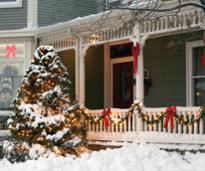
88, 139, 205, 151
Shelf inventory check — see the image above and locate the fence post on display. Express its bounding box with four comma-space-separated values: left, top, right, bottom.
136, 109, 142, 136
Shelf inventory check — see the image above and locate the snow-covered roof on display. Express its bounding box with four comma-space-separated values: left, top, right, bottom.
37, 0, 204, 50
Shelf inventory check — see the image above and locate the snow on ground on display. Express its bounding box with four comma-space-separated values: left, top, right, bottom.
1, 144, 205, 171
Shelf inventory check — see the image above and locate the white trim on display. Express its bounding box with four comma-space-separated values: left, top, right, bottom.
0, 0, 22, 8
0, 111, 11, 116
0, 29, 35, 38
110, 56, 133, 107
107, 0, 119, 3
27, 0, 38, 29
186, 40, 204, 106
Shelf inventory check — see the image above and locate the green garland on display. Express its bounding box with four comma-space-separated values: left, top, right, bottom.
83, 103, 138, 125
82, 102, 205, 127
136, 103, 205, 126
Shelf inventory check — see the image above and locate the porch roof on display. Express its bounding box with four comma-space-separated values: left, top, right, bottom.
37, 2, 205, 51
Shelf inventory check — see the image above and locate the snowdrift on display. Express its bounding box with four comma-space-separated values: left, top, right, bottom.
1, 144, 205, 171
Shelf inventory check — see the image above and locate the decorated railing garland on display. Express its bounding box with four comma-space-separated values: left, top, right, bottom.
135, 103, 205, 129
82, 103, 139, 128
80, 102, 205, 129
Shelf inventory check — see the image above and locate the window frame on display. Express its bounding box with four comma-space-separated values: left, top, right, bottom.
0, 0, 22, 8
0, 43, 25, 110
186, 40, 205, 106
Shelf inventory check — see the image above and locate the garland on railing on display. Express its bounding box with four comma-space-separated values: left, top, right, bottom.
83, 103, 141, 126
80, 101, 205, 128
136, 102, 205, 127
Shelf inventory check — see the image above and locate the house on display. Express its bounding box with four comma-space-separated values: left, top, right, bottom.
37, 0, 205, 146
0, 0, 205, 146
37, 0, 205, 109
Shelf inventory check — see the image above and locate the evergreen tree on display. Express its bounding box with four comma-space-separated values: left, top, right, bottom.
7, 46, 87, 159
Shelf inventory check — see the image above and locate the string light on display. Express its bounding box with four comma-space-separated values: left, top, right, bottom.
90, 33, 100, 44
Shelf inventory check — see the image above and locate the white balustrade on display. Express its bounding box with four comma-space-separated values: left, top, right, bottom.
1, 106, 205, 146
86, 106, 205, 146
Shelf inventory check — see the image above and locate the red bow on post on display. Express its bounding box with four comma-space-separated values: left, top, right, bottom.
163, 106, 176, 130
6, 45, 16, 59
132, 43, 140, 75
102, 108, 111, 128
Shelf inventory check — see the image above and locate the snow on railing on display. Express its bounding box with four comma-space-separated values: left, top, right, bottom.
140, 9, 205, 36
86, 105, 205, 146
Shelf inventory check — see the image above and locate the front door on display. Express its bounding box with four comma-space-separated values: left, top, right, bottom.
113, 61, 133, 108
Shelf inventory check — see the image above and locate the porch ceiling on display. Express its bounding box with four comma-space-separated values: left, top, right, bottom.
37, 4, 205, 51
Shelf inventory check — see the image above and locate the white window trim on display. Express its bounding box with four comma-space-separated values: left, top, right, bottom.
186, 40, 204, 106
107, 0, 119, 3
0, 0, 22, 8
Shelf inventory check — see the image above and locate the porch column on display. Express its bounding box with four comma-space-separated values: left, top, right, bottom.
78, 37, 88, 106
75, 45, 80, 103
133, 24, 144, 103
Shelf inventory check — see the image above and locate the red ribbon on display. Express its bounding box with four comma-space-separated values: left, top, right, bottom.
102, 108, 111, 128
163, 106, 176, 130
132, 43, 140, 75
201, 50, 205, 67
6, 45, 16, 58
201, 35, 205, 68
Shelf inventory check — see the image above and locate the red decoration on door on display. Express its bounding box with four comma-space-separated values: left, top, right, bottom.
102, 108, 111, 128
6, 45, 16, 58
163, 106, 176, 130
132, 43, 140, 75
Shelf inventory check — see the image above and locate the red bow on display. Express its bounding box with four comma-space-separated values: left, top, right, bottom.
132, 43, 140, 75
163, 106, 176, 130
6, 45, 16, 58
102, 108, 111, 128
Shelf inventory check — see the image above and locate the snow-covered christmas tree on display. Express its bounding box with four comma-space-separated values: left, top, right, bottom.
5, 46, 87, 162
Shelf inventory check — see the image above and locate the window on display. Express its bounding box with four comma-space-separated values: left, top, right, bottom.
186, 41, 205, 106
0, 44, 24, 110
110, 43, 132, 58
192, 46, 205, 106
0, 0, 22, 8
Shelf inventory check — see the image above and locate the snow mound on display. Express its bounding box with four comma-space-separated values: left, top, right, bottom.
1, 144, 205, 171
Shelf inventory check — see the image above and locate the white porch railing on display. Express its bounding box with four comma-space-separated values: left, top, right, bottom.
86, 106, 205, 146
1, 106, 205, 147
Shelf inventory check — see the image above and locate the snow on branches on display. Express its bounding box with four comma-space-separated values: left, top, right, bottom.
6, 46, 87, 162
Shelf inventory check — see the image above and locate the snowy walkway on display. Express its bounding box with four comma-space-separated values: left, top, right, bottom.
1, 144, 205, 171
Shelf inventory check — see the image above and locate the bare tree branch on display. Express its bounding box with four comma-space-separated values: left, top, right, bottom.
110, 2, 205, 13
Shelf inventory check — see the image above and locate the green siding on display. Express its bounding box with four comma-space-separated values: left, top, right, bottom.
0, 0, 27, 30
144, 31, 203, 107
58, 50, 76, 103
38, 0, 105, 26
85, 45, 104, 109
